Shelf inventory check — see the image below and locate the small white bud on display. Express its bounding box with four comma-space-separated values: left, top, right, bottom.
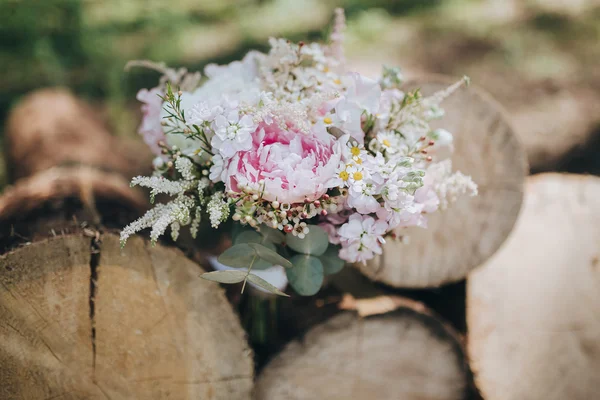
232, 214, 241, 221
252, 194, 259, 201
272, 201, 280, 209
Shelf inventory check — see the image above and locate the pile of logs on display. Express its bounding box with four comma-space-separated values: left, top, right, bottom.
0, 90, 253, 400
1, 80, 598, 400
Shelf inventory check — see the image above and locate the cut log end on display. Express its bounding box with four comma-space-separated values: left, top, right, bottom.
254, 302, 475, 400
356, 75, 527, 289
0, 233, 254, 400
467, 173, 600, 400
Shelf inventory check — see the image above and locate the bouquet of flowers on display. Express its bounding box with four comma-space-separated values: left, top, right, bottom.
121, 9, 477, 296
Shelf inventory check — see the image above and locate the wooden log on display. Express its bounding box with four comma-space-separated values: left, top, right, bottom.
0, 91, 254, 399
467, 173, 600, 400
3, 88, 153, 182
0, 233, 254, 400
254, 298, 477, 400
355, 76, 527, 289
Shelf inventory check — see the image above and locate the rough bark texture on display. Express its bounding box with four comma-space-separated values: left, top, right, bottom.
355, 76, 527, 288
254, 302, 475, 400
0, 233, 254, 400
467, 173, 600, 400
3, 88, 153, 182
0, 166, 147, 252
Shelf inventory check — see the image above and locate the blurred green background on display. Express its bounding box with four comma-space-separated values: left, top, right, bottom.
1, 0, 599, 187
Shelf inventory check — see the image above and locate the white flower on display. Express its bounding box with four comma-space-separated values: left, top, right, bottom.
347, 182, 380, 214
343, 72, 381, 115
211, 110, 256, 158
209, 154, 226, 182
332, 98, 364, 143
338, 214, 388, 264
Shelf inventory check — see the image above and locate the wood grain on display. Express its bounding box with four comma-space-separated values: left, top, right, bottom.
355, 75, 527, 288
467, 173, 600, 400
0, 233, 254, 400
255, 303, 474, 400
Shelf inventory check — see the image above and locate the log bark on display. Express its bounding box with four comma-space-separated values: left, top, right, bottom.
467, 173, 600, 400
3, 88, 153, 182
254, 298, 477, 400
355, 75, 527, 288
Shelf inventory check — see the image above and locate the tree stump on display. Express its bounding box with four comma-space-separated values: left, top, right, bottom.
467, 173, 600, 400
0, 90, 254, 399
254, 298, 476, 400
355, 76, 527, 288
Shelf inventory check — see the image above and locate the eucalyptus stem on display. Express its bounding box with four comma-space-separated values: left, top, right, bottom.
241, 254, 257, 294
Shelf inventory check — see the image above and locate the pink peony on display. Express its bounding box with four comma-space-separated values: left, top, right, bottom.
223, 122, 342, 204
136, 87, 165, 156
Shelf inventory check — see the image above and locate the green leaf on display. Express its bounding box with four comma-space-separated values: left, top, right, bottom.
286, 255, 324, 296
217, 244, 256, 268
201, 270, 247, 284
247, 243, 293, 269
247, 274, 289, 297
233, 231, 275, 270
319, 246, 345, 275
285, 225, 329, 256
258, 225, 285, 244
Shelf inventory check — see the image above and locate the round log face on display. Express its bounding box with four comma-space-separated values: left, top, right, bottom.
0, 233, 253, 400
467, 173, 600, 400
254, 309, 471, 400
355, 76, 526, 288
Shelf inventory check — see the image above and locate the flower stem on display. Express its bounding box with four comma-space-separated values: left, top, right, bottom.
241, 253, 257, 294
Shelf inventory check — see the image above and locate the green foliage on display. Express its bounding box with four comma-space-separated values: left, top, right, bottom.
247, 274, 289, 297
217, 243, 258, 269
285, 225, 329, 256
319, 246, 345, 275
247, 243, 293, 269
200, 270, 247, 284
286, 254, 324, 296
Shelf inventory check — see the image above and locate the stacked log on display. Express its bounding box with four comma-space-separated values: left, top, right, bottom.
356, 77, 527, 289
467, 173, 600, 400
0, 90, 254, 400
255, 297, 478, 400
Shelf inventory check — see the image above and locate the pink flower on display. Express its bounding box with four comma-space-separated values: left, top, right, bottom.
223, 121, 342, 204
136, 87, 165, 156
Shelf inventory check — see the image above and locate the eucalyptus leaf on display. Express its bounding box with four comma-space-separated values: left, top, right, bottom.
285, 225, 329, 256
217, 243, 256, 268
286, 254, 324, 296
319, 246, 345, 275
229, 233, 275, 270
247, 274, 289, 297
200, 270, 247, 284
247, 242, 293, 269
258, 225, 285, 244
234, 230, 275, 250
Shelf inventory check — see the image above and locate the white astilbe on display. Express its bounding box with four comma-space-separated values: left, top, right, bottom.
175, 156, 196, 181
121, 157, 206, 245
427, 160, 478, 209
207, 192, 230, 228
170, 221, 181, 241
130, 175, 196, 202
189, 206, 202, 239
328, 8, 346, 67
